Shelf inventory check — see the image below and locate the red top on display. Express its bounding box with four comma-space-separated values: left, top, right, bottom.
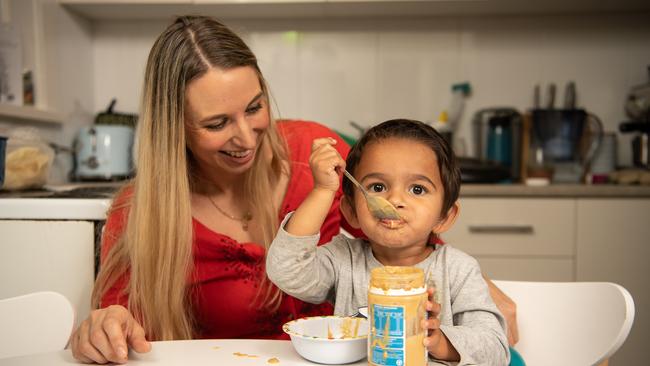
100, 120, 356, 340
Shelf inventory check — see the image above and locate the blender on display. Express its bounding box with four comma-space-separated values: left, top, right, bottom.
530, 109, 603, 183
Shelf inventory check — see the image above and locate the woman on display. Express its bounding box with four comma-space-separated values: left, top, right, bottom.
71, 16, 517, 364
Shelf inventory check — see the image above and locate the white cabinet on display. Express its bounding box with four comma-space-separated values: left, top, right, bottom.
0, 104, 63, 125
443, 198, 576, 281
444, 196, 649, 364
0, 220, 95, 328
576, 199, 650, 366
0, 0, 93, 132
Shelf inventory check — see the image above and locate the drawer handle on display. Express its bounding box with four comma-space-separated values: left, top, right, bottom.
468, 225, 534, 234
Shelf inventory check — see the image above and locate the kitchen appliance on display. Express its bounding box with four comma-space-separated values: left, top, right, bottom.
620, 121, 650, 168
530, 108, 603, 183
619, 66, 650, 169
458, 157, 510, 183
74, 125, 134, 181
73, 99, 137, 181
472, 108, 523, 182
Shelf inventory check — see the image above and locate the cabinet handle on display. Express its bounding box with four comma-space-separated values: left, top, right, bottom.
468, 225, 534, 234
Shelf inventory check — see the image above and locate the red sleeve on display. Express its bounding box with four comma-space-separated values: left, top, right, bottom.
99, 188, 132, 308
277, 120, 363, 240
324, 129, 365, 239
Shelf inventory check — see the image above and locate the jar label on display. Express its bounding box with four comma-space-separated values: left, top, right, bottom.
369, 304, 406, 366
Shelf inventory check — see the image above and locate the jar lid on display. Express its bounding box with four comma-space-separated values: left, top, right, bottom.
369, 266, 424, 292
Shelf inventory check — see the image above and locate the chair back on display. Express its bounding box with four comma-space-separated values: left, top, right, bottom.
493, 281, 634, 366
0, 291, 76, 359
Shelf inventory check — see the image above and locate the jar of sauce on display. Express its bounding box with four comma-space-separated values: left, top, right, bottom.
368, 266, 427, 366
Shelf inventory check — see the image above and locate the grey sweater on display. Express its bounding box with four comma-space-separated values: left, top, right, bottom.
267, 214, 509, 366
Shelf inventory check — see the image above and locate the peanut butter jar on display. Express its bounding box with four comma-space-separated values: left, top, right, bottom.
368, 266, 427, 366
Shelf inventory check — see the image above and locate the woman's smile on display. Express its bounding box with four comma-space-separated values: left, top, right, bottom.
219, 148, 256, 166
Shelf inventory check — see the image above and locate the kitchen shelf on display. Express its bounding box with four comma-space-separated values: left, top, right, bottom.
59, 0, 650, 20
459, 184, 650, 198
0, 104, 64, 125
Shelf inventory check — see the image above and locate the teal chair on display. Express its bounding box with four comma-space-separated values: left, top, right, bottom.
509, 347, 526, 366
333, 130, 357, 147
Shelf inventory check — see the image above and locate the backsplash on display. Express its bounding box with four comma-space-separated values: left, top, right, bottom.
91, 13, 650, 165
3, 10, 649, 181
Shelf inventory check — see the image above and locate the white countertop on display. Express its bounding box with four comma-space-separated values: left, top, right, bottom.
0, 197, 111, 220
0, 183, 119, 220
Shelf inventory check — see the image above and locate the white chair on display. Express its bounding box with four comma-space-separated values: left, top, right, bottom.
493, 280, 635, 366
0, 291, 76, 359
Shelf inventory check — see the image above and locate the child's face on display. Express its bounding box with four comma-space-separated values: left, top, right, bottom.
342, 137, 458, 251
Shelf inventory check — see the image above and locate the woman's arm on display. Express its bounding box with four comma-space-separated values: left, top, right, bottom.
484, 275, 519, 346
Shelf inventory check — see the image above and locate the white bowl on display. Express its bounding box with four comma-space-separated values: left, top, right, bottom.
283, 316, 369, 364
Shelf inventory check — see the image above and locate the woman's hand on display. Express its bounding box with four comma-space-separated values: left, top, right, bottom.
309, 137, 346, 193
70, 305, 151, 364
484, 275, 519, 346
422, 287, 460, 362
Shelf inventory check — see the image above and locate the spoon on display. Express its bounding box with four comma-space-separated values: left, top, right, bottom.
342, 170, 401, 221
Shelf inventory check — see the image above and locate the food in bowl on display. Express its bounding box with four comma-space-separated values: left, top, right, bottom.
283, 316, 369, 364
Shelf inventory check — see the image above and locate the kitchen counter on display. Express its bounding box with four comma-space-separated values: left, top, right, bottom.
0, 198, 111, 220
0, 183, 122, 220
460, 184, 650, 198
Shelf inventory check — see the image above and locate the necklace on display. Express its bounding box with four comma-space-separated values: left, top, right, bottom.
207, 195, 253, 231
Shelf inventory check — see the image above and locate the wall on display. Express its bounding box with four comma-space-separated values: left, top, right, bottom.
0, 0, 94, 184
3, 7, 649, 182
92, 13, 650, 166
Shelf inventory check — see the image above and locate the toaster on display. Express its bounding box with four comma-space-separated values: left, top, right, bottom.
74, 125, 134, 180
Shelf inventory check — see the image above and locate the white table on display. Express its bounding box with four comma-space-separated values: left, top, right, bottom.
0, 339, 367, 366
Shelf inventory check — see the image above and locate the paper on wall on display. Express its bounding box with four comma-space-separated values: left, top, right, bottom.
0, 23, 23, 105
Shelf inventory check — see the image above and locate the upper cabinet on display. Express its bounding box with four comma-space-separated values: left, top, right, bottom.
0, 104, 63, 125
60, 0, 650, 20
1, 0, 94, 127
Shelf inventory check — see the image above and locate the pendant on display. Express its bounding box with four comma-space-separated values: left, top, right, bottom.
242, 212, 252, 231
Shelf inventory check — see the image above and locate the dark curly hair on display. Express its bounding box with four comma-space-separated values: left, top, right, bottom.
342, 119, 461, 217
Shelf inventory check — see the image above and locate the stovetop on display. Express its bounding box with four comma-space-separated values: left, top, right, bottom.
0, 185, 120, 199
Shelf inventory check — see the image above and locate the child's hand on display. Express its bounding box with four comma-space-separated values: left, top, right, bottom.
422, 287, 460, 361
310, 137, 346, 193
423, 287, 443, 350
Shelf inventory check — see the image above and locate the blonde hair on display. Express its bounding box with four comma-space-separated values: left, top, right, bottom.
92, 16, 288, 341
